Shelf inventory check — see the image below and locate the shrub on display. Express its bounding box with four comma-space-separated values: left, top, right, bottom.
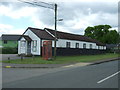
1, 47, 18, 54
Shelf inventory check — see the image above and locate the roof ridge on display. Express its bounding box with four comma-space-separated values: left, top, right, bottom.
28, 27, 44, 31
2, 34, 21, 35
44, 28, 85, 37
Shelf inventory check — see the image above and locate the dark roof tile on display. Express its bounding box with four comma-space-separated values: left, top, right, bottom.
28, 27, 54, 40
45, 28, 105, 46
1, 34, 21, 41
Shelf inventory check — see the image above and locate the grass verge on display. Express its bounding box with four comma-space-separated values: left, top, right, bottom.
2, 53, 119, 64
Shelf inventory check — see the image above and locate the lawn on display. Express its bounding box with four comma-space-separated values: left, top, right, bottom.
2, 53, 119, 64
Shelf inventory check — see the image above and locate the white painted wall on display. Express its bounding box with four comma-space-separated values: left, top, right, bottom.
57, 39, 97, 49
41, 39, 104, 49
18, 41, 21, 54
18, 37, 27, 55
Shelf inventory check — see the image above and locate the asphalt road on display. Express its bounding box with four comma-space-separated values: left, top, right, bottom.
2, 60, 119, 88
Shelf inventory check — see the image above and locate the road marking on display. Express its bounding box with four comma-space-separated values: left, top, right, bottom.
5, 66, 11, 68
97, 71, 120, 84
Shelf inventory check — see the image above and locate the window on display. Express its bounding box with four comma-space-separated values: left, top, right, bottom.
3, 40, 7, 44
98, 46, 100, 49
32, 40, 37, 52
90, 44, 92, 49
21, 41, 26, 47
83, 43, 86, 49
76, 43, 79, 48
33, 40, 37, 47
66, 42, 71, 48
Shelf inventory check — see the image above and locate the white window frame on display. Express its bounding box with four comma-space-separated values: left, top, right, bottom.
66, 42, 71, 48
32, 40, 37, 52
76, 43, 79, 48
21, 40, 26, 47
90, 44, 92, 49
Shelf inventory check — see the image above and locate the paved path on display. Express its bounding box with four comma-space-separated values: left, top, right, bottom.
0, 54, 30, 61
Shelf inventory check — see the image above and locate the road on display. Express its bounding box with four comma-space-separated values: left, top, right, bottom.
2, 60, 119, 88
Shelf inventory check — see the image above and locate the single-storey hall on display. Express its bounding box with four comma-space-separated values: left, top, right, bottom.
18, 27, 106, 56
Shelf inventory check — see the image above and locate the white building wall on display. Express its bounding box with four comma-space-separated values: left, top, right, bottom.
42, 39, 98, 49
57, 39, 97, 49
18, 37, 27, 54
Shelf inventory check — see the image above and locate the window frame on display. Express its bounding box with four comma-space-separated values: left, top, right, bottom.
66, 42, 71, 48
76, 43, 79, 48
90, 44, 92, 49
21, 40, 26, 47
83, 43, 86, 49
3, 40, 7, 44
32, 40, 37, 52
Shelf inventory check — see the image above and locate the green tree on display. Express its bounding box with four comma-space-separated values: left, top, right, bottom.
84, 25, 119, 44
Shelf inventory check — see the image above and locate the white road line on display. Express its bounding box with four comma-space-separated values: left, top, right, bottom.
97, 71, 120, 84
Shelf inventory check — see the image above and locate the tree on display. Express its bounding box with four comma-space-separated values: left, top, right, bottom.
84, 25, 119, 44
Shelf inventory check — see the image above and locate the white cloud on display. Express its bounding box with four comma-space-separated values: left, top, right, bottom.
0, 24, 24, 36
0, 4, 38, 19
0, 1, 118, 36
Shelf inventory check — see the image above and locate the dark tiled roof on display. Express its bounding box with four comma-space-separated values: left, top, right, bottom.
1, 34, 21, 41
27, 27, 105, 46
28, 27, 54, 40
45, 28, 105, 46
22, 35, 32, 41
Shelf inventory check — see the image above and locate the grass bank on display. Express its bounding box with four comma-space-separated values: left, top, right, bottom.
2, 53, 119, 64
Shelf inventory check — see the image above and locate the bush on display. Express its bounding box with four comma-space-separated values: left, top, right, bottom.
1, 47, 18, 54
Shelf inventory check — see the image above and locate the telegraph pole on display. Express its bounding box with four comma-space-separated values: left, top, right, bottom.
54, 4, 57, 60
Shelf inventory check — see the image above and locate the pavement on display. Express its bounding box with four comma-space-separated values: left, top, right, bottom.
2, 57, 119, 68
0, 54, 31, 61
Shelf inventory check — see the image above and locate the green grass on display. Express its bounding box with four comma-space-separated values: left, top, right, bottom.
2, 53, 119, 64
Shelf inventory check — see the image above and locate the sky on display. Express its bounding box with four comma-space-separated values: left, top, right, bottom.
0, 0, 119, 36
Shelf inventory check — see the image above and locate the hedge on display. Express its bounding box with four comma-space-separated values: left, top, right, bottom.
0, 47, 18, 54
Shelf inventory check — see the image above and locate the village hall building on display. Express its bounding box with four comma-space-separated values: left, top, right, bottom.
18, 27, 106, 56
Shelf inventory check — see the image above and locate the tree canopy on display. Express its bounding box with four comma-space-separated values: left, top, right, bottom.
84, 25, 119, 44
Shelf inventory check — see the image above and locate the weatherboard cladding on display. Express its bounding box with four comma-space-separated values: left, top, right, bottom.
28, 27, 105, 46
1, 34, 21, 41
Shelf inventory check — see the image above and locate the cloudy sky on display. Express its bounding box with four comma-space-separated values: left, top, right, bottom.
0, 0, 119, 36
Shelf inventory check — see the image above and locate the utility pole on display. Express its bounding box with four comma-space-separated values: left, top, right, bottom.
54, 4, 57, 60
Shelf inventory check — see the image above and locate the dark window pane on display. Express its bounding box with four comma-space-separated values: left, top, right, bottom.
3, 40, 7, 44
83, 43, 86, 49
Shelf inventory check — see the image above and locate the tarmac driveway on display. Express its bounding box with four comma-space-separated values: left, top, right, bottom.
0, 54, 30, 61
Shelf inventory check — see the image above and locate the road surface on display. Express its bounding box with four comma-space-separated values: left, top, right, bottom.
2, 60, 119, 88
